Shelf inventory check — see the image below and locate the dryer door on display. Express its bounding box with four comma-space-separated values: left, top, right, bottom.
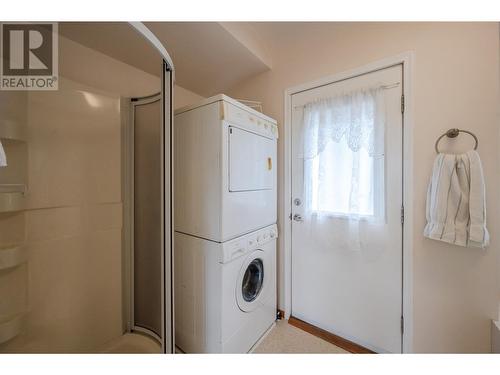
236, 249, 266, 312
228, 126, 274, 192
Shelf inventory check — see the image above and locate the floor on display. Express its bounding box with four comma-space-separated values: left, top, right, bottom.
101, 333, 162, 353
253, 320, 348, 354
101, 320, 347, 354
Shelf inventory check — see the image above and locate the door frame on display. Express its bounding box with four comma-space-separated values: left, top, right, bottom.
282, 52, 415, 353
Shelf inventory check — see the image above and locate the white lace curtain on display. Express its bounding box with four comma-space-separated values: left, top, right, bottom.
302, 87, 386, 221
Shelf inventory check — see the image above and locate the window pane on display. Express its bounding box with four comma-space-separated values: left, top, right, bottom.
302, 87, 385, 221
311, 139, 376, 217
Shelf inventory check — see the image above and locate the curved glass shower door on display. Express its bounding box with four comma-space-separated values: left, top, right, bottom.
131, 95, 162, 340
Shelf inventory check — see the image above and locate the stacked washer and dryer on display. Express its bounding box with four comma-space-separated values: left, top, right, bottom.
174, 94, 278, 353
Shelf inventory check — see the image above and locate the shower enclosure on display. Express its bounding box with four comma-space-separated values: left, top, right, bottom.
0, 22, 174, 353
123, 91, 169, 349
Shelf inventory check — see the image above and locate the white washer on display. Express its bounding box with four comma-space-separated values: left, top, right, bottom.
174, 94, 278, 242
174, 225, 277, 353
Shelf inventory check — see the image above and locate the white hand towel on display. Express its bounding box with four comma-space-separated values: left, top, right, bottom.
0, 140, 6, 167
424, 150, 489, 248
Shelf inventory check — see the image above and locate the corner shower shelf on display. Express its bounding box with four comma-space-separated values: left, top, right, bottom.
0, 314, 25, 345
0, 120, 27, 142
0, 184, 26, 213
0, 245, 27, 270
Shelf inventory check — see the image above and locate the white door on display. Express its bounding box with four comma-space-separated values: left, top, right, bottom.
291, 65, 403, 353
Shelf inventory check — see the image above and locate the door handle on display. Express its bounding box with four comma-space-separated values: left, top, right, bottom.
293, 214, 303, 222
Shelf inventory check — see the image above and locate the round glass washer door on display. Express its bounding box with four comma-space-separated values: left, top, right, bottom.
242, 259, 264, 302
236, 250, 266, 312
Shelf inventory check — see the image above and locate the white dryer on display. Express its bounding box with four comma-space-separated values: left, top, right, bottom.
174, 94, 278, 242
174, 225, 277, 353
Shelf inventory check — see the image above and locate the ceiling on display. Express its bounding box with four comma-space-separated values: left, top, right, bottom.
145, 22, 271, 97
59, 22, 163, 78
59, 22, 273, 97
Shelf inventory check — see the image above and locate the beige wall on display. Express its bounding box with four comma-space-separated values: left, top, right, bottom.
26, 77, 123, 353
174, 85, 204, 110
226, 22, 500, 353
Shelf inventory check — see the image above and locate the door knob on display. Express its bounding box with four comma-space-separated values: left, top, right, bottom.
293, 214, 303, 222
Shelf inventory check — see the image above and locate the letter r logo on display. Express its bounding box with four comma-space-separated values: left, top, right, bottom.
0, 22, 58, 90
2, 24, 53, 76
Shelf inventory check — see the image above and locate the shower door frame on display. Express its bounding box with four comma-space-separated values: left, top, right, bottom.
127, 23, 175, 354
123, 66, 174, 354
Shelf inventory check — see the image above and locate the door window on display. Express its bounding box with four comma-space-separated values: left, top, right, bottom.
302, 88, 385, 220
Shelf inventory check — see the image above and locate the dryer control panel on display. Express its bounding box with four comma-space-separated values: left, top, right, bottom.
220, 224, 278, 264
224, 102, 278, 139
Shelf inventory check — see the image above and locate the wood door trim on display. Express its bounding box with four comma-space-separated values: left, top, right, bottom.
288, 316, 375, 354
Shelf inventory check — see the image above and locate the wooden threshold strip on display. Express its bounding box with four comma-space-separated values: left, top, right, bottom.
288, 316, 375, 354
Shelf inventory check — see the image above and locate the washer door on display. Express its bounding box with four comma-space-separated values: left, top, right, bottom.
236, 250, 266, 312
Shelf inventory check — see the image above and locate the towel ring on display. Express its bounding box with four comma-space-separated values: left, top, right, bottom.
435, 128, 478, 154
